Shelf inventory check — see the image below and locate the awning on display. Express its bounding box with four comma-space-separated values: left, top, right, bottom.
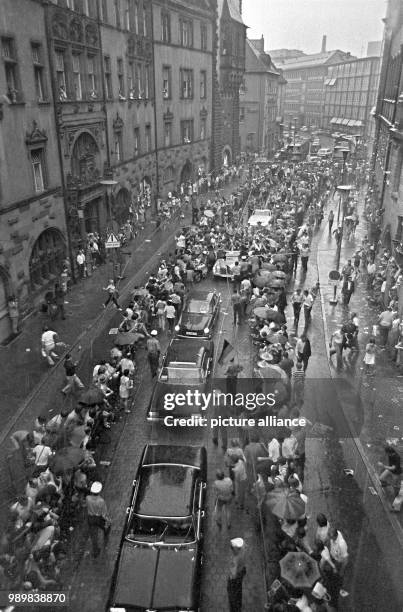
330, 117, 338, 124
341, 119, 349, 125
324, 78, 337, 86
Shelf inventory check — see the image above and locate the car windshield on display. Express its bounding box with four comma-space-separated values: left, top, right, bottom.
187, 300, 212, 314
127, 516, 195, 543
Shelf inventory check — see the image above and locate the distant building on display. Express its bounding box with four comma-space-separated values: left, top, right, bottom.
323, 56, 381, 140
275, 36, 354, 128
372, 0, 403, 257
367, 40, 382, 57
269, 49, 305, 63
239, 37, 281, 156
213, 0, 246, 168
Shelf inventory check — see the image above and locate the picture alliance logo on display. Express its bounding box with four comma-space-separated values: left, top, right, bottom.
163, 390, 277, 412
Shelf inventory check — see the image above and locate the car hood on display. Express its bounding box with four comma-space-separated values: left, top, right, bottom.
112, 542, 197, 610
180, 313, 211, 331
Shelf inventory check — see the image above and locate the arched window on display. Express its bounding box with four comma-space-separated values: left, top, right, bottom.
29, 229, 66, 290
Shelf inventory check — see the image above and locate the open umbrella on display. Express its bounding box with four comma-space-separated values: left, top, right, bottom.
49, 447, 85, 475
204, 210, 215, 218
253, 306, 271, 319
270, 278, 286, 289
79, 386, 105, 406
132, 287, 148, 297
274, 271, 287, 279
267, 238, 279, 248
265, 488, 305, 520
115, 331, 144, 346
257, 363, 288, 381
280, 552, 320, 589
261, 262, 276, 271
341, 322, 356, 334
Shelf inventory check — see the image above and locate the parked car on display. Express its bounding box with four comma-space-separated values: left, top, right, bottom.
213, 250, 240, 279
147, 336, 214, 422
108, 444, 207, 612
175, 290, 221, 339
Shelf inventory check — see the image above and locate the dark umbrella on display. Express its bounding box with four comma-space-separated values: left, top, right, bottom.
341, 322, 356, 334
115, 331, 144, 346
79, 386, 105, 406
272, 254, 288, 263
270, 278, 286, 289
280, 551, 320, 589
261, 262, 276, 271
49, 447, 85, 475
265, 488, 305, 520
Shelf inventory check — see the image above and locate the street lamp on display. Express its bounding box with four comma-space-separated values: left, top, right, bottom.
100, 178, 120, 282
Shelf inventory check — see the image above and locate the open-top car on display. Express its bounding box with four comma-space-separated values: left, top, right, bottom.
147, 337, 214, 422
175, 290, 221, 339
213, 250, 240, 279
248, 209, 273, 227
108, 444, 207, 612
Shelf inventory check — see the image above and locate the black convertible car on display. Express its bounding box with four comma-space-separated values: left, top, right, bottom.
175, 290, 221, 340
107, 444, 207, 612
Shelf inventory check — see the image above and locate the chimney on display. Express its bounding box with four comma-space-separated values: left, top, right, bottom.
321, 35, 327, 53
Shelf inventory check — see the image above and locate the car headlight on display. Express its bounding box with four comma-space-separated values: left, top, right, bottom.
204, 327, 210, 334
175, 324, 180, 331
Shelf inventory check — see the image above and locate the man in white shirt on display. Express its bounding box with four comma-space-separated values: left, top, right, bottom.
329, 527, 349, 576
282, 432, 298, 460
76, 250, 86, 279
165, 301, 176, 334
32, 444, 53, 474
41, 326, 59, 366
303, 290, 314, 327
267, 436, 280, 463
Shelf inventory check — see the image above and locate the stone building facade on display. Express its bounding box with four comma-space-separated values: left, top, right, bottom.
239, 37, 280, 156
372, 0, 403, 256
0, 0, 67, 340
152, 0, 215, 196
213, 0, 246, 168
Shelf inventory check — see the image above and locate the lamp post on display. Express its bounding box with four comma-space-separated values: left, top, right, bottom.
100, 178, 119, 282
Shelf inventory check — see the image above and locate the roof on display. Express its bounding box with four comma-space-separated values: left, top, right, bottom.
217, 0, 245, 25
276, 50, 353, 70
166, 337, 212, 364
247, 39, 280, 75
135, 464, 196, 517
143, 445, 205, 469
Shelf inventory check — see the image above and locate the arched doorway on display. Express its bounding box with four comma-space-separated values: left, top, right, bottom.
113, 188, 131, 226
29, 229, 66, 290
180, 160, 193, 185
223, 146, 232, 167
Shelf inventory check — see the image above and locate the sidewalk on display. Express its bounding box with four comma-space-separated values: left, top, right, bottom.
315, 190, 403, 530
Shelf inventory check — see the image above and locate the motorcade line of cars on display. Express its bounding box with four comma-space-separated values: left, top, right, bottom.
108, 277, 223, 610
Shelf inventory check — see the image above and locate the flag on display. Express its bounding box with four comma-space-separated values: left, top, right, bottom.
217, 339, 235, 366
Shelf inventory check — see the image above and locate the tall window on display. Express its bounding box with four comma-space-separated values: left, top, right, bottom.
104, 56, 112, 98
200, 71, 207, 99
32, 43, 46, 102
162, 65, 171, 99
144, 64, 150, 99
100, 0, 108, 22
200, 117, 206, 140
114, 0, 121, 28
2, 37, 20, 98
180, 69, 193, 99
180, 19, 193, 48
181, 119, 193, 144
142, 6, 148, 37
117, 58, 124, 96
145, 124, 151, 152
55, 49, 66, 93
72, 53, 82, 100
134, 2, 139, 34
124, 0, 130, 30
135, 62, 142, 98
128, 62, 135, 97
114, 133, 123, 161
87, 55, 97, 95
200, 23, 207, 50
164, 121, 172, 147
134, 127, 140, 156
31, 149, 47, 192
161, 11, 171, 42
